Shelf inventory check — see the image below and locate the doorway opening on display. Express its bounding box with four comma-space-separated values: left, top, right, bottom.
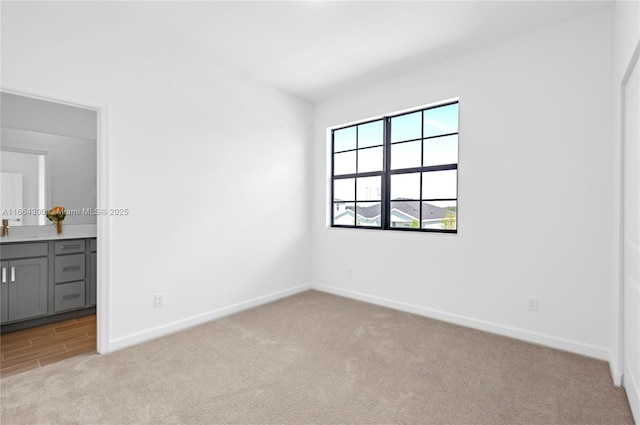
0, 91, 102, 377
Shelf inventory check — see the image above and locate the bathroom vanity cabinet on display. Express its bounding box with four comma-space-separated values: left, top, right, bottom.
0, 237, 96, 331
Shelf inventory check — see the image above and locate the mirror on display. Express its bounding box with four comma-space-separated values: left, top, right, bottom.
1, 150, 46, 225
0, 92, 97, 227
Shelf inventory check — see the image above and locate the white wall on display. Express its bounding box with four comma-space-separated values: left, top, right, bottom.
312, 8, 615, 360
1, 2, 312, 350
1, 91, 97, 140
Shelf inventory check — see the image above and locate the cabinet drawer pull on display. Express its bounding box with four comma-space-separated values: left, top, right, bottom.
1, 267, 6, 283
61, 266, 81, 272
10, 266, 15, 282
61, 244, 81, 250
61, 293, 81, 300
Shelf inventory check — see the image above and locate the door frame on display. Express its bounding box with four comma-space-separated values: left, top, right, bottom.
617, 39, 640, 420
0, 88, 111, 354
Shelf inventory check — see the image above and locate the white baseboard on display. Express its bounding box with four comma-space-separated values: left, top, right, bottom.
625, 364, 640, 425
107, 283, 312, 352
609, 356, 623, 387
311, 283, 610, 362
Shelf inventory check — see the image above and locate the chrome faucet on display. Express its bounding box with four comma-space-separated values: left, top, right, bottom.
1, 219, 9, 237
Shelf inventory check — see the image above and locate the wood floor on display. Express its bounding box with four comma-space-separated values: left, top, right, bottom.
0, 314, 96, 378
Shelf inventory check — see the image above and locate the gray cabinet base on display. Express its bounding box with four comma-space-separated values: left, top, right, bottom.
1, 237, 96, 332
0, 306, 95, 334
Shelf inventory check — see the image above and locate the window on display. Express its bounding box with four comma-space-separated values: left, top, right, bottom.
331, 101, 458, 232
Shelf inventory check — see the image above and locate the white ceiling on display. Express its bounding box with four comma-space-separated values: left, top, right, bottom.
3, 1, 612, 102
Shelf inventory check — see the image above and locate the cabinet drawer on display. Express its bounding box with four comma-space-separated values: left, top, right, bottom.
89, 239, 97, 252
54, 281, 85, 312
1, 242, 48, 260
55, 254, 86, 283
54, 240, 86, 255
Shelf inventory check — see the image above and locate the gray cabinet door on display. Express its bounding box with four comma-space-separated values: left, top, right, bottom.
8, 258, 48, 321
54, 281, 85, 312
54, 254, 85, 283
1, 261, 8, 323
90, 252, 97, 306
54, 240, 85, 255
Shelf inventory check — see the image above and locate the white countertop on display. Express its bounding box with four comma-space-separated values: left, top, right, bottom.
0, 224, 96, 243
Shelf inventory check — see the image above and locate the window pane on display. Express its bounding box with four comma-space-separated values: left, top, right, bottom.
334, 126, 356, 152
391, 173, 420, 200
422, 200, 457, 230
356, 176, 382, 201
331, 101, 459, 232
390, 200, 420, 228
333, 151, 356, 175
423, 135, 458, 167
358, 120, 383, 148
333, 178, 355, 201
358, 146, 383, 173
391, 112, 421, 143
333, 202, 355, 226
391, 140, 421, 170
355, 202, 381, 227
424, 103, 458, 138
422, 170, 457, 199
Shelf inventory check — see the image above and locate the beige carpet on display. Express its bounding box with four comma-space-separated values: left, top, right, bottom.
0, 290, 633, 424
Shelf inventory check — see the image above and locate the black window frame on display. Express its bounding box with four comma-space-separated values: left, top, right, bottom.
331, 100, 459, 233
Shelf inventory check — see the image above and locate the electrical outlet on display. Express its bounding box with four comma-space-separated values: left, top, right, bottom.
527, 297, 538, 312
154, 293, 164, 308
346, 268, 353, 278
